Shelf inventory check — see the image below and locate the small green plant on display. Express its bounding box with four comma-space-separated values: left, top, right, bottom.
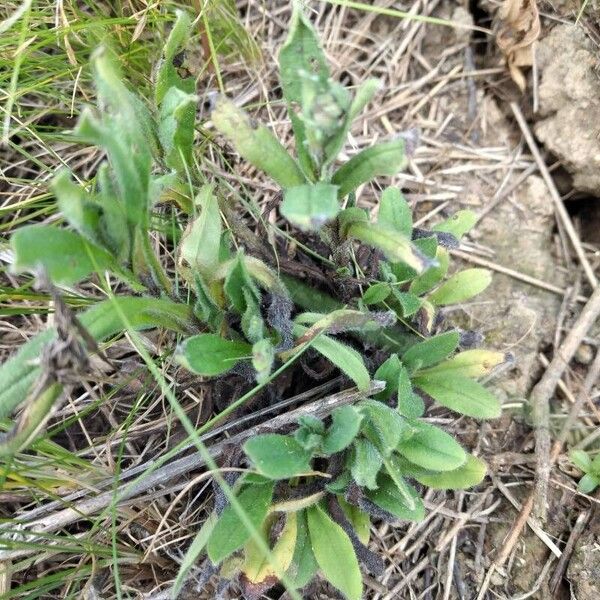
570, 449, 600, 493
1, 5, 508, 600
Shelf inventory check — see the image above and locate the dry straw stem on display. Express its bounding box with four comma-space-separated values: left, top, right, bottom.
0, 382, 383, 562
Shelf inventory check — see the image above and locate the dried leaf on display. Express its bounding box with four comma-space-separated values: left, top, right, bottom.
496, 0, 541, 91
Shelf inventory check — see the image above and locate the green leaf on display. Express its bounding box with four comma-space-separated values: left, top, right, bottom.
320, 77, 379, 169
306, 505, 363, 600
281, 182, 339, 231
570, 450, 592, 473
428, 269, 492, 306
292, 324, 370, 391
413, 372, 501, 419
178, 185, 222, 279
224, 253, 259, 314
397, 421, 466, 471
173, 514, 216, 597
158, 86, 196, 170
373, 354, 402, 401
338, 497, 370, 544
332, 138, 407, 199
207, 481, 274, 564
409, 246, 449, 295
348, 78, 381, 122
345, 220, 429, 273
433, 209, 477, 239
397, 364, 425, 418
11, 225, 123, 286
155, 10, 194, 103
252, 339, 274, 384
52, 170, 102, 245
578, 473, 600, 494
362, 282, 391, 305
0, 297, 193, 420
211, 96, 305, 189
322, 406, 363, 455
382, 453, 418, 510
419, 349, 509, 379
402, 331, 460, 371
79, 48, 154, 227
365, 474, 424, 521
378, 187, 412, 236
244, 434, 312, 479
279, 4, 329, 107
392, 290, 422, 318
360, 399, 410, 457
285, 510, 318, 589
399, 454, 487, 489
351, 438, 382, 489
178, 334, 251, 376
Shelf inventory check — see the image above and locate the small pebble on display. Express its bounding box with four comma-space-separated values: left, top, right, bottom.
575, 343, 594, 365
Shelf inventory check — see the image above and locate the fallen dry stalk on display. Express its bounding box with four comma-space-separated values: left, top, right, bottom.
530, 284, 600, 520
0, 382, 383, 562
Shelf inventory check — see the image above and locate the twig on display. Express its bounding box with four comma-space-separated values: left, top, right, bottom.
0, 382, 383, 561
510, 102, 598, 289
548, 509, 590, 594
450, 248, 588, 304
530, 284, 600, 520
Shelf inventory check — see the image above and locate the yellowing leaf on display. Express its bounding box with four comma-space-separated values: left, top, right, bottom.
242, 513, 297, 584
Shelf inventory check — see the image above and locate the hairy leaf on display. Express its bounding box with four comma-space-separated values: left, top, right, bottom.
332, 138, 407, 199
413, 372, 501, 419
402, 331, 460, 371
419, 349, 509, 379
433, 209, 477, 239
378, 187, 412, 236
281, 182, 339, 230
178, 334, 251, 376
351, 438, 382, 489
11, 225, 130, 287
211, 96, 305, 189
322, 405, 363, 455
429, 269, 492, 306
244, 434, 312, 479
178, 185, 222, 279
397, 422, 466, 471
0, 297, 192, 420
398, 454, 487, 489
307, 505, 363, 600
285, 510, 318, 589
207, 481, 274, 564
365, 474, 424, 521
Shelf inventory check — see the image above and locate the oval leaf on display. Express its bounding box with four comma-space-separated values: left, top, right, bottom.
428, 268, 492, 306
207, 481, 274, 564
413, 372, 501, 419
306, 505, 363, 600
178, 334, 251, 376
281, 183, 340, 231
399, 454, 487, 489
397, 422, 466, 471
402, 331, 460, 371
244, 434, 312, 480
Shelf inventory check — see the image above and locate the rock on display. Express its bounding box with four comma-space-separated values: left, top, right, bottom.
534, 25, 600, 194
575, 343, 595, 365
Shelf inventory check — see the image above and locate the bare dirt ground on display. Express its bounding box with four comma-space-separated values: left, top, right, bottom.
1, 0, 600, 598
